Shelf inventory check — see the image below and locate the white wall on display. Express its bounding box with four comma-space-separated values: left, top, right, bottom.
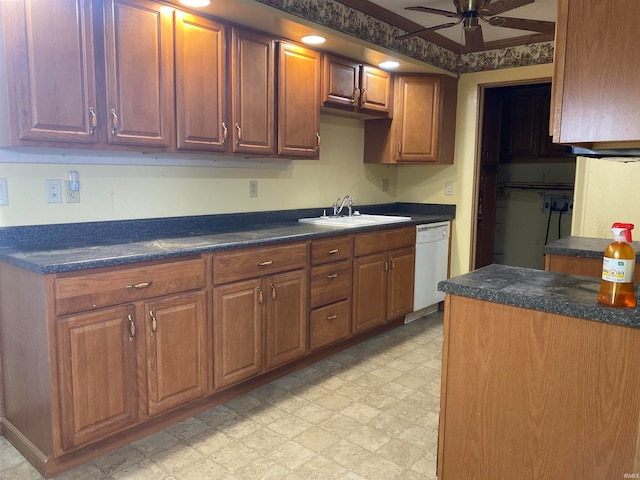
396, 63, 555, 277
572, 157, 640, 238
0, 114, 399, 226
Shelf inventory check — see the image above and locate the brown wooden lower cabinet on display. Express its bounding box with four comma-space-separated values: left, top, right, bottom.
545, 253, 640, 282
438, 294, 640, 479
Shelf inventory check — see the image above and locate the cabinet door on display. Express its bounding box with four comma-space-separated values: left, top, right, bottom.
175, 13, 227, 152
396, 75, 440, 162
56, 305, 138, 451
387, 247, 415, 320
265, 270, 308, 370
2, 0, 98, 144
213, 279, 262, 389
230, 28, 275, 155
145, 292, 208, 416
352, 253, 387, 334
277, 42, 320, 158
360, 65, 392, 114
507, 90, 539, 159
103, 0, 174, 147
322, 54, 359, 109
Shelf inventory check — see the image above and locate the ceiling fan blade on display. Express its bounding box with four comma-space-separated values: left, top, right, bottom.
465, 25, 485, 51
488, 16, 555, 34
396, 21, 462, 41
405, 6, 460, 19
479, 0, 534, 16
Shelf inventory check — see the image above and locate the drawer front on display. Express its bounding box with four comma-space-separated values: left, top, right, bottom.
213, 242, 307, 285
310, 260, 351, 309
310, 235, 352, 265
354, 226, 415, 257
55, 258, 206, 316
310, 299, 351, 351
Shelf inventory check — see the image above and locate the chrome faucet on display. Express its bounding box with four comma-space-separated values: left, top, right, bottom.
333, 195, 353, 216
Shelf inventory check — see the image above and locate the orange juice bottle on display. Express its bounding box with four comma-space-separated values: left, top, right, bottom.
598, 222, 637, 308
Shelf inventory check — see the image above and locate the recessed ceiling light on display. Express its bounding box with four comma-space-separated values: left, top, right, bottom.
379, 61, 400, 70
301, 35, 326, 45
179, 0, 210, 7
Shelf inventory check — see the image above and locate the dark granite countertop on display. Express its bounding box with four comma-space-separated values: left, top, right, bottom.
544, 236, 640, 261
0, 203, 454, 274
438, 264, 640, 328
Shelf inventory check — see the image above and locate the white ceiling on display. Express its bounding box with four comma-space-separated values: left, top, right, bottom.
370, 0, 557, 45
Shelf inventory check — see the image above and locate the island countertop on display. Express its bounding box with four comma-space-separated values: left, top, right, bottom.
438, 263, 640, 328
544, 235, 640, 261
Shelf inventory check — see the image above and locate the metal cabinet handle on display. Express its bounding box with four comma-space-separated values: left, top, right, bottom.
257, 260, 273, 267
89, 107, 97, 135
126, 281, 153, 289
271, 284, 277, 301
149, 310, 157, 337
235, 123, 242, 144
326, 314, 338, 320
328, 249, 339, 255
397, 141, 402, 155
257, 286, 263, 305
361, 88, 367, 106
127, 314, 135, 341
326, 273, 339, 279
353, 87, 360, 103
222, 122, 228, 145
316, 132, 321, 146
390, 257, 395, 270
384, 260, 389, 272
110, 108, 119, 136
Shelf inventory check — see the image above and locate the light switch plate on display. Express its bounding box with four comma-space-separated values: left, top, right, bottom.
0, 178, 8, 206
445, 180, 454, 196
45, 179, 63, 204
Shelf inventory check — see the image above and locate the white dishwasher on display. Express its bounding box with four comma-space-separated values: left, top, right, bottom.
405, 221, 450, 323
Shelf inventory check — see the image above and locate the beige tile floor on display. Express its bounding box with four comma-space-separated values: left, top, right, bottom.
0, 312, 443, 480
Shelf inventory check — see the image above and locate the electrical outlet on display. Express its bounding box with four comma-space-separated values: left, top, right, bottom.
45, 179, 63, 204
65, 180, 80, 203
542, 194, 573, 214
249, 180, 258, 198
381, 178, 389, 192
0, 178, 8, 206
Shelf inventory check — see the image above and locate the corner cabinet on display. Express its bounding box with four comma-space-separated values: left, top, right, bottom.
364, 74, 457, 164
322, 54, 392, 116
0, 0, 98, 145
277, 42, 321, 158
552, 0, 640, 146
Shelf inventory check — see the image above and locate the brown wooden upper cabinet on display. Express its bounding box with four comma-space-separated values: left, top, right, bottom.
103, 0, 175, 148
229, 27, 275, 156
277, 42, 321, 158
552, 0, 640, 146
175, 13, 227, 152
322, 54, 392, 116
364, 74, 457, 164
1, 0, 99, 145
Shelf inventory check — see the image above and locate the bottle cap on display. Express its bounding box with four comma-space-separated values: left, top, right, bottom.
611, 222, 634, 242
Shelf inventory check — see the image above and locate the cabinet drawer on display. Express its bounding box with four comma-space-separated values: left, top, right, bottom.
310, 260, 352, 309
213, 242, 307, 285
310, 235, 352, 265
54, 258, 206, 316
354, 226, 415, 257
310, 299, 351, 351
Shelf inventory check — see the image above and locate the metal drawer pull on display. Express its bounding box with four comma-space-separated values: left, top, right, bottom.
326, 273, 339, 279
149, 310, 157, 337
126, 281, 153, 289
257, 260, 273, 267
327, 249, 339, 254
89, 107, 97, 135
326, 314, 338, 320
127, 314, 135, 341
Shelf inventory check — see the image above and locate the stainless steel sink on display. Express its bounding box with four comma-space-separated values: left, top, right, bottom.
298, 214, 412, 228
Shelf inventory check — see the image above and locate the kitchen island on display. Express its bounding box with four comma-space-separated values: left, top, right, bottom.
437, 264, 640, 479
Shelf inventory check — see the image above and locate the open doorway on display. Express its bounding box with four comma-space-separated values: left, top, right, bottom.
474, 81, 576, 270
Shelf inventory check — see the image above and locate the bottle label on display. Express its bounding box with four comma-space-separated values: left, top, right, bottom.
602, 257, 635, 283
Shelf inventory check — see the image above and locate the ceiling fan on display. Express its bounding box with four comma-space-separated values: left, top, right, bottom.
396, 0, 555, 51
